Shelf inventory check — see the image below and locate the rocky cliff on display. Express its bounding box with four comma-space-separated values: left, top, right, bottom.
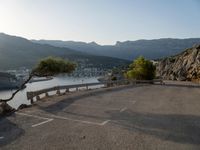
157, 45, 200, 82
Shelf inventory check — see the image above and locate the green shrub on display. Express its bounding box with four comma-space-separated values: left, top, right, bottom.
126, 56, 156, 80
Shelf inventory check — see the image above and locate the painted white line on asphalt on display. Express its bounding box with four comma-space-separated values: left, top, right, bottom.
49, 114, 108, 126
100, 120, 110, 125
16, 112, 51, 120
16, 112, 54, 127
0, 136, 4, 140
120, 107, 127, 112
16, 112, 109, 126
32, 119, 54, 127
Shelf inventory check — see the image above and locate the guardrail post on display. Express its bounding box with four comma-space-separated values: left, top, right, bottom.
108, 80, 113, 87
116, 80, 119, 86
56, 89, 61, 95
106, 83, 109, 87
65, 88, 69, 93
45, 92, 49, 97
27, 92, 34, 104
118, 80, 120, 85
36, 95, 40, 101
130, 80, 133, 85
30, 98, 34, 104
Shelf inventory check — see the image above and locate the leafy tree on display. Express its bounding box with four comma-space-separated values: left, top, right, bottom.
0, 57, 76, 103
126, 56, 156, 80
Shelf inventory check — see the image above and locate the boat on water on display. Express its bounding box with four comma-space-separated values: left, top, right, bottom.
0, 72, 24, 90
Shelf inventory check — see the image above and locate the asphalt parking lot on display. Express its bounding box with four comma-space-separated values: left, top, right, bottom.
1, 83, 200, 150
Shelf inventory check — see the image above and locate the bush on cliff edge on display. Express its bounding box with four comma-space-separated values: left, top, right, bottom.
125, 56, 156, 80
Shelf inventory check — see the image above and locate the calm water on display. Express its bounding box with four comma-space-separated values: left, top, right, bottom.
0, 75, 100, 109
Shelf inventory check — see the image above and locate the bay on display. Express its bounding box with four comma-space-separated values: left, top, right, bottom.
0, 75, 100, 109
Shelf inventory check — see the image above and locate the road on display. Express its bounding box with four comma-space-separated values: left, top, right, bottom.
0, 83, 200, 150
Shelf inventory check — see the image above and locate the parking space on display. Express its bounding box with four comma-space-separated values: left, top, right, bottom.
1, 84, 200, 150
15, 87, 136, 127
15, 112, 53, 128
15, 86, 137, 128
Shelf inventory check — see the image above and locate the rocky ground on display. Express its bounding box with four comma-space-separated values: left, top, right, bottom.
157, 45, 200, 82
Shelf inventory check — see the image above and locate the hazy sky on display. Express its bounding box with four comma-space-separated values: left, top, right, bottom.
0, 0, 199, 44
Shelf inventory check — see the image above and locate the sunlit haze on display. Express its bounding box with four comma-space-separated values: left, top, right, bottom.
0, 0, 200, 44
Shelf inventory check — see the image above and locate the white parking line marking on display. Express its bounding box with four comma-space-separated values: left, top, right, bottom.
49, 114, 108, 126
16, 112, 109, 126
16, 112, 51, 120
100, 120, 110, 125
0, 136, 4, 140
120, 107, 127, 112
16, 112, 53, 127
32, 119, 53, 127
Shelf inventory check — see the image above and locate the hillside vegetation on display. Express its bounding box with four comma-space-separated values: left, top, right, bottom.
0, 33, 129, 70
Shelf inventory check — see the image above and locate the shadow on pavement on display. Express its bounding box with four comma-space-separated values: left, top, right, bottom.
39, 84, 149, 114
0, 115, 24, 147
37, 83, 200, 145
162, 83, 200, 88
107, 110, 200, 145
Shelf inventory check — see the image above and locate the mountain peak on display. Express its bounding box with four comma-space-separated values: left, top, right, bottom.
88, 41, 99, 46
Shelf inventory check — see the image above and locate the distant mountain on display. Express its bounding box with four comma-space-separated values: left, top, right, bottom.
0, 33, 129, 70
32, 38, 200, 60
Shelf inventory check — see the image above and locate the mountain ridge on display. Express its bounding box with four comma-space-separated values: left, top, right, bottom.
32, 38, 200, 60
0, 33, 129, 70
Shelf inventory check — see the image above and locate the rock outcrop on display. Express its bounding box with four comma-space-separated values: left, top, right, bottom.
157, 45, 200, 82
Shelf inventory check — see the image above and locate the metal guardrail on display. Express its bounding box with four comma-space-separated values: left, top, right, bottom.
26, 79, 164, 104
